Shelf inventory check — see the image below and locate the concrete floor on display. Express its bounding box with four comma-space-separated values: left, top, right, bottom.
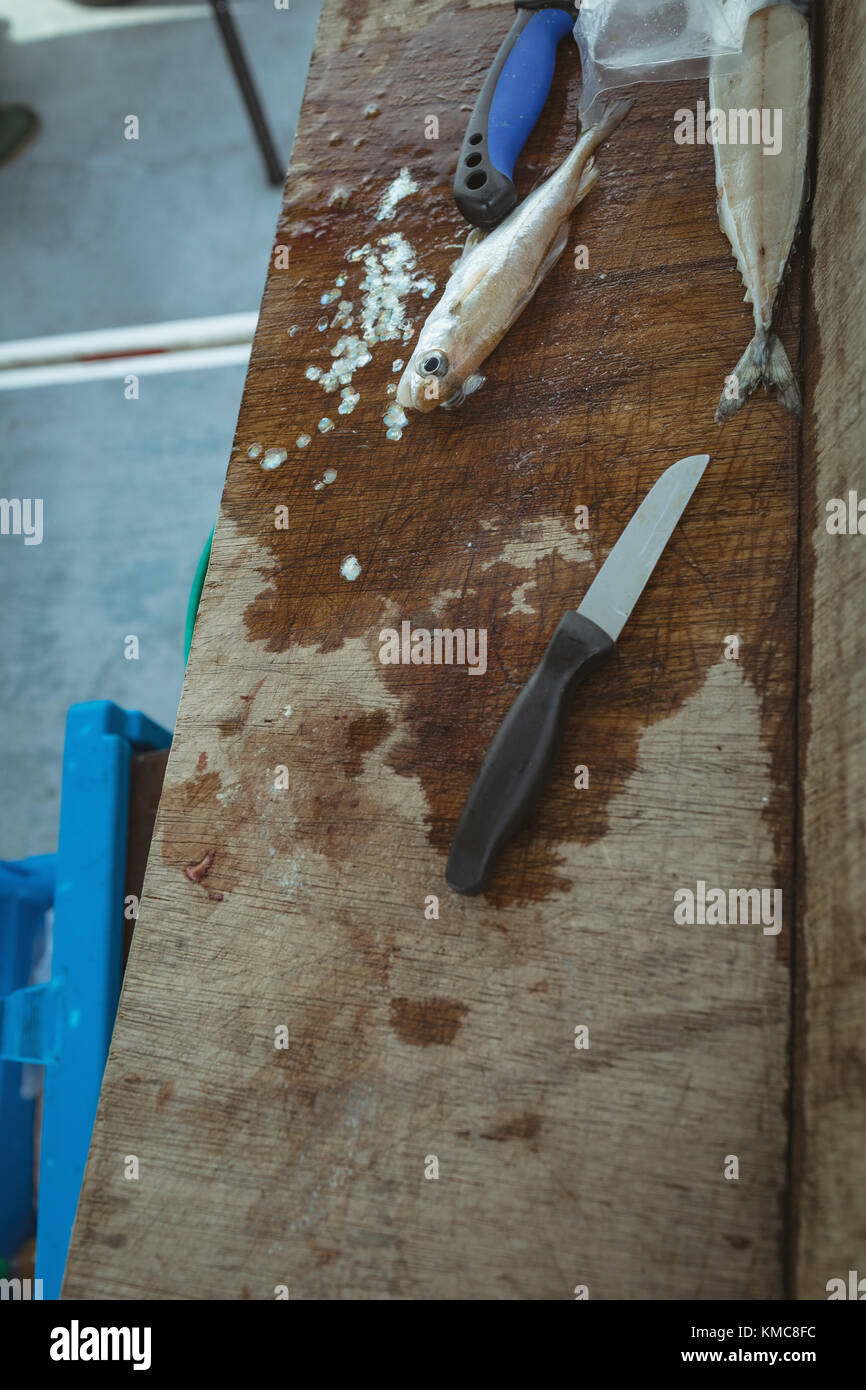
0, 0, 321, 857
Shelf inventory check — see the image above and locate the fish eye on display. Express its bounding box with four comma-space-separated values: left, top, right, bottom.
418, 350, 449, 379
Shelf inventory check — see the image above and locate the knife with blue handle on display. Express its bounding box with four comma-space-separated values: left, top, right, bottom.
454, 2, 578, 229
446, 455, 710, 896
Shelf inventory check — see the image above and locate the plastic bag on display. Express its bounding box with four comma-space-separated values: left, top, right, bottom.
574, 0, 792, 123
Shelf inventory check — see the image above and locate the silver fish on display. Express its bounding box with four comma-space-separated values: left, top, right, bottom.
397, 99, 633, 413
710, 3, 810, 423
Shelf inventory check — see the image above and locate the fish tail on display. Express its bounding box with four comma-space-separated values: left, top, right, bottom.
766, 333, 803, 417
575, 157, 600, 204
565, 98, 633, 210
581, 98, 635, 151
715, 329, 802, 424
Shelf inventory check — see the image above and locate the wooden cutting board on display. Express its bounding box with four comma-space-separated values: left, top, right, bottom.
63, 0, 864, 1300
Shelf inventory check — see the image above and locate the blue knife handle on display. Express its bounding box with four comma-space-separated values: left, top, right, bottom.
454, 3, 577, 229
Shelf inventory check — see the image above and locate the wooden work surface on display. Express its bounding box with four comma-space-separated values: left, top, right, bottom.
64, 0, 842, 1300
794, 0, 866, 1300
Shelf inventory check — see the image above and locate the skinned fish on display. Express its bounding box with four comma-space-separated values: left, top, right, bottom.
397, 99, 633, 413
710, 4, 810, 423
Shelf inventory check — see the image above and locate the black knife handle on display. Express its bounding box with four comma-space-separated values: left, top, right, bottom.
446, 611, 615, 896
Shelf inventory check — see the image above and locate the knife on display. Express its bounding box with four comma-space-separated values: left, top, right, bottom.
453, 2, 578, 229
446, 454, 709, 895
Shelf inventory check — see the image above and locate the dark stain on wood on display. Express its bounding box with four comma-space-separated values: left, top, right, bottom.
218, 680, 265, 738
156, 765, 240, 902
480, 1113, 543, 1143
311, 1245, 340, 1267
343, 709, 392, 779
389, 996, 467, 1046
156, 1080, 175, 1113
174, 770, 222, 812
724, 1233, 752, 1250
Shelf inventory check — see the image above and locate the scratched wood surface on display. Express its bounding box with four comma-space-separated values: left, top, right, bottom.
65, 0, 807, 1299
793, 0, 866, 1301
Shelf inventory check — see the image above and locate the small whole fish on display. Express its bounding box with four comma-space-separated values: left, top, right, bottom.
710, 3, 811, 423
397, 99, 633, 413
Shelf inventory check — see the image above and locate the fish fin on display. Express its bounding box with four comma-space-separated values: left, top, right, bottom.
574, 157, 600, 205
478, 223, 570, 347
461, 227, 486, 258
535, 222, 570, 283
449, 226, 486, 274
450, 257, 492, 315
715, 330, 802, 424
513, 224, 570, 321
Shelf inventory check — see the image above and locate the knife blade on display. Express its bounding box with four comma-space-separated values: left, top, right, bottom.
445, 454, 709, 895
453, 2, 578, 230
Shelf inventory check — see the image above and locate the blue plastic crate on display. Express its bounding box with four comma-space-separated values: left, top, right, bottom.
0, 701, 171, 1298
